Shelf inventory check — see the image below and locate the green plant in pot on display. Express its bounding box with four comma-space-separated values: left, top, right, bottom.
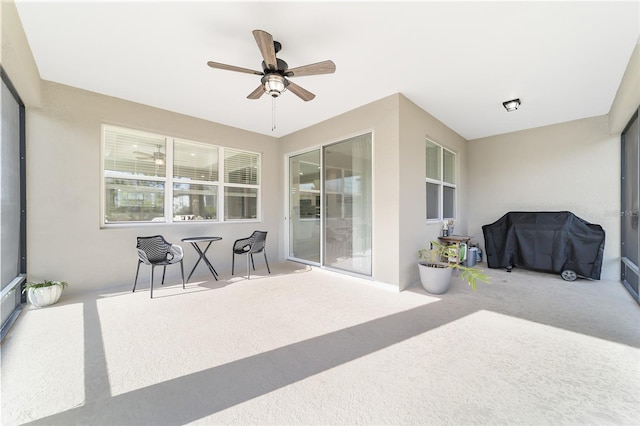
23, 280, 68, 308
418, 242, 490, 294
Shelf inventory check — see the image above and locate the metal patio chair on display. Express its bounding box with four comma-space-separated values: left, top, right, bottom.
133, 235, 185, 298
231, 230, 271, 279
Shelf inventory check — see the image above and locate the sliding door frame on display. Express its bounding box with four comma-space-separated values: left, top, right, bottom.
1, 66, 27, 341
285, 131, 374, 278
621, 108, 639, 304
286, 146, 323, 267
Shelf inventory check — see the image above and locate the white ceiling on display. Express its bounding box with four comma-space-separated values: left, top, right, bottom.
14, 1, 640, 140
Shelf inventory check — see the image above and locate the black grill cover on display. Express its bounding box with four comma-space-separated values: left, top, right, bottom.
482, 211, 605, 279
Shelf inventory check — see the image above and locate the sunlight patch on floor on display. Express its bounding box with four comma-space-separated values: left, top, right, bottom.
1, 302, 86, 420
97, 269, 435, 397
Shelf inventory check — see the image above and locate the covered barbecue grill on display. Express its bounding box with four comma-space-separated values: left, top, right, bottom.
482, 211, 605, 280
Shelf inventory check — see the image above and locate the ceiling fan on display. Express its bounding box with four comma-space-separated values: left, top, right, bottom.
207, 29, 336, 102
134, 149, 165, 165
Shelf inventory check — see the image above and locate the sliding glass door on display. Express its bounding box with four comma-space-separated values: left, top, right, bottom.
288, 133, 372, 276
324, 134, 372, 275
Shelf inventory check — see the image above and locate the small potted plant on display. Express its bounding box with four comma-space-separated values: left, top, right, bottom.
445, 219, 455, 236
418, 241, 489, 294
23, 280, 68, 307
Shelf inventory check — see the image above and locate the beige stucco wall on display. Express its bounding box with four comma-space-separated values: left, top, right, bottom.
278, 93, 470, 291
398, 95, 469, 290
467, 115, 620, 280
278, 94, 401, 288
609, 42, 640, 134
0, 0, 41, 106
27, 81, 278, 293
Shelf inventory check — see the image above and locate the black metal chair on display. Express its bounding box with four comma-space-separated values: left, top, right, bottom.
232, 230, 271, 279
133, 235, 185, 298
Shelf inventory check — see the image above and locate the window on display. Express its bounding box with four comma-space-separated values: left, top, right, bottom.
425, 139, 456, 221
173, 139, 219, 221
102, 125, 260, 225
224, 149, 259, 220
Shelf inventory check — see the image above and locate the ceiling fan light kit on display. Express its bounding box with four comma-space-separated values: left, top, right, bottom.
262, 74, 287, 97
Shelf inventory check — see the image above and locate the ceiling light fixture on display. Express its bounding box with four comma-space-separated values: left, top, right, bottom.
502, 98, 521, 112
262, 74, 287, 98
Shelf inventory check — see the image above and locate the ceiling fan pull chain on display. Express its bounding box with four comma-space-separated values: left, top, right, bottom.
272, 97, 276, 131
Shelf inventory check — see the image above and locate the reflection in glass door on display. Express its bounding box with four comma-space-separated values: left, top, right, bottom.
621, 110, 639, 303
324, 134, 372, 275
289, 150, 321, 263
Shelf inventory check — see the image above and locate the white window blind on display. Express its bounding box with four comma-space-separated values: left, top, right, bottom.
104, 129, 166, 178
174, 139, 218, 182
425, 140, 441, 181
443, 149, 456, 184
225, 149, 259, 185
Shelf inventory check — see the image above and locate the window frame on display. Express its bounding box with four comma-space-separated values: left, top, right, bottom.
101, 124, 261, 227
425, 138, 457, 222
222, 148, 261, 222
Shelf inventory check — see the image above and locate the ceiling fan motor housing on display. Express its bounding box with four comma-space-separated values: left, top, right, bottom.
262, 58, 289, 73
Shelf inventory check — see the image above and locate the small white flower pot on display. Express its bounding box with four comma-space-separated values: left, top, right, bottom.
27, 284, 64, 308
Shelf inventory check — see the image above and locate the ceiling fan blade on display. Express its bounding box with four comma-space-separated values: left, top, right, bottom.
252, 29, 278, 71
133, 151, 153, 158
285, 60, 336, 77
247, 85, 265, 100
207, 61, 263, 76
287, 81, 316, 102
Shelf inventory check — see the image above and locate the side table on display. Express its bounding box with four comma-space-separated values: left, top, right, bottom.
181, 237, 222, 282
437, 235, 471, 266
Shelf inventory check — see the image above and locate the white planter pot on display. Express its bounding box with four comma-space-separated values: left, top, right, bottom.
27, 285, 63, 308
418, 262, 453, 294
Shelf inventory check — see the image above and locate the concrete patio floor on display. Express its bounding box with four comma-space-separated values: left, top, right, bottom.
1, 261, 638, 425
